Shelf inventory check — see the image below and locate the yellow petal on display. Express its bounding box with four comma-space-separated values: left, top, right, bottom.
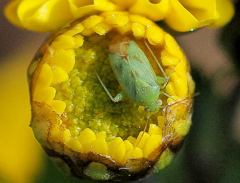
112, 0, 137, 7
180, 0, 218, 21
4, 0, 23, 28
124, 140, 134, 152
104, 13, 129, 27
164, 34, 183, 59
146, 24, 164, 45
65, 23, 84, 36
143, 135, 162, 157
49, 100, 67, 114
109, 137, 126, 163
148, 124, 162, 136
134, 132, 150, 149
65, 138, 83, 152
96, 131, 107, 139
13, 0, 74, 32
161, 50, 180, 66
33, 87, 56, 103
4, 0, 235, 33
78, 128, 96, 152
165, 0, 222, 31
51, 66, 69, 84
50, 34, 76, 50
208, 0, 235, 28
132, 22, 146, 38
82, 15, 104, 29
94, 0, 122, 11
126, 147, 143, 159
34, 63, 53, 90
48, 49, 75, 73
92, 22, 112, 35
70, 4, 98, 20
129, 0, 170, 21
89, 139, 109, 156
164, 0, 199, 32
166, 81, 176, 96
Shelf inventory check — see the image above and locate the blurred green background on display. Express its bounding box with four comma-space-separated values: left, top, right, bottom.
1, 0, 240, 183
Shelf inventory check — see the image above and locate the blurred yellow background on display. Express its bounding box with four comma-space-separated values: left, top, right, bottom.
0, 1, 47, 182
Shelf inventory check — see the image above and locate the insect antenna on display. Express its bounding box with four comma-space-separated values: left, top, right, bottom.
144, 40, 183, 103
144, 39, 183, 83
144, 40, 168, 79
143, 112, 151, 131
129, 112, 152, 159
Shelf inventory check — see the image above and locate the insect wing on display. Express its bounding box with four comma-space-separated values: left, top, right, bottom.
127, 41, 158, 87
109, 52, 137, 101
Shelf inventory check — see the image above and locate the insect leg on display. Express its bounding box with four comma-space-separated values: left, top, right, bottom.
156, 60, 183, 102
161, 91, 177, 102
92, 66, 125, 103
113, 91, 126, 102
162, 60, 182, 89
144, 40, 168, 79
156, 76, 168, 85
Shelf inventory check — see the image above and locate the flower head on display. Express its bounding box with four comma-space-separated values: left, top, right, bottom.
28, 11, 195, 181
5, 0, 234, 32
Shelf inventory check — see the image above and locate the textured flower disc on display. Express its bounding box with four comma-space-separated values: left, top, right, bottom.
28, 11, 195, 181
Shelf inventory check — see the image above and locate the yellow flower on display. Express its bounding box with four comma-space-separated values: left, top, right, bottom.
4, 0, 234, 32
28, 11, 195, 181
0, 49, 44, 183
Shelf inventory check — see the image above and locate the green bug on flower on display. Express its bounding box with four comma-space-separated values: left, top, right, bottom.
95, 35, 173, 112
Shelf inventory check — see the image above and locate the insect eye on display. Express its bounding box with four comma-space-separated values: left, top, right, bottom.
144, 107, 150, 112
156, 100, 163, 106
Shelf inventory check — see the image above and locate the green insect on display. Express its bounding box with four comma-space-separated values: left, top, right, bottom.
95, 35, 172, 112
